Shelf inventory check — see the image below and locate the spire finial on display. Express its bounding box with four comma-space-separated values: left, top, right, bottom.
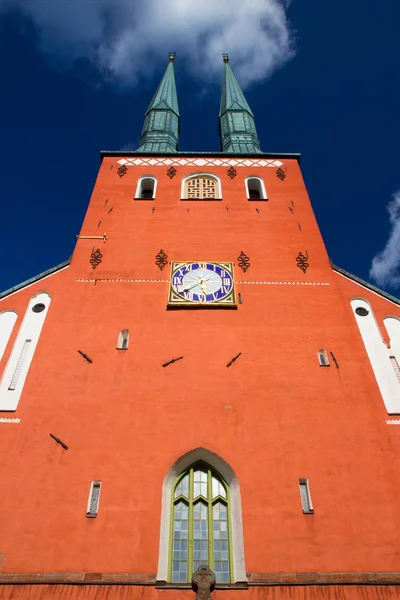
169, 52, 176, 63
222, 53, 229, 63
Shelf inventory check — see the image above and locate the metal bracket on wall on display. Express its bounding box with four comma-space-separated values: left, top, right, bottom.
77, 234, 107, 242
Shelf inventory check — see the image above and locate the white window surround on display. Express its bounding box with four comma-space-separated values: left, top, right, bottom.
86, 481, 102, 517
351, 298, 400, 414
117, 329, 129, 350
384, 317, 400, 371
157, 447, 246, 583
298, 478, 314, 514
0, 310, 18, 363
245, 176, 267, 200
0, 292, 51, 411
318, 349, 330, 367
135, 176, 158, 200
180, 173, 222, 199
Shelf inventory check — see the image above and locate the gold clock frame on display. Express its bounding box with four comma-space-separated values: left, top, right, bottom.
168, 261, 237, 307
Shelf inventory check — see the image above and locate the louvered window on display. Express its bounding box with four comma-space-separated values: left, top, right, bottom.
8, 339, 32, 390
87, 481, 101, 517
184, 177, 218, 199
390, 356, 400, 382
153, 112, 167, 131
299, 478, 314, 514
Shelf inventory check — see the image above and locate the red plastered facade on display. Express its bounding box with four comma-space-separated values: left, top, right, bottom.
1, 154, 400, 598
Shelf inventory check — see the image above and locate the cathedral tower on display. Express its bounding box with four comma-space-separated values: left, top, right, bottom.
1, 54, 400, 600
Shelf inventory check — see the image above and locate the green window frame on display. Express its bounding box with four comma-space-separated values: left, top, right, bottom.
169, 463, 233, 583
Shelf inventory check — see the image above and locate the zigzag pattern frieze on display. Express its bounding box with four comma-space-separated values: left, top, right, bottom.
117, 157, 284, 168
76, 279, 330, 286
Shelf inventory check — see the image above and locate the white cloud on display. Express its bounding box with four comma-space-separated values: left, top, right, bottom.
370, 191, 400, 289
1, 0, 294, 87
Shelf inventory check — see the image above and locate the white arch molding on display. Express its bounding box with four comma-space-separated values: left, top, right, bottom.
157, 447, 247, 583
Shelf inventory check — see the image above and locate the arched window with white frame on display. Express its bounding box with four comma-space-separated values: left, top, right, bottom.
182, 174, 222, 200
157, 447, 246, 584
135, 176, 157, 200
245, 177, 267, 200
170, 463, 231, 583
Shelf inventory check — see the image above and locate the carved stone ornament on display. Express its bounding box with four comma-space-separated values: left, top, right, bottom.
192, 565, 216, 600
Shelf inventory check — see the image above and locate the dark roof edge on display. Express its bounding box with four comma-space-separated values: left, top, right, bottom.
0, 259, 71, 300
332, 263, 400, 306
100, 150, 301, 162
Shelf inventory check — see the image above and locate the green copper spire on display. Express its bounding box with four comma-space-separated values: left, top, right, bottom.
137, 53, 179, 153
219, 54, 261, 153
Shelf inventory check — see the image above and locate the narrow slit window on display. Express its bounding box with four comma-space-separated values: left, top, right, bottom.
136, 177, 156, 200
318, 349, 330, 366
8, 339, 32, 390
87, 481, 101, 517
390, 356, 400, 382
299, 478, 314, 514
246, 178, 267, 201
117, 329, 129, 350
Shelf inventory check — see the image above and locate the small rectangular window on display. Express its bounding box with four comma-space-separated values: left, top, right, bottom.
318, 349, 330, 367
299, 478, 314, 514
87, 481, 101, 517
390, 357, 400, 382
8, 339, 32, 390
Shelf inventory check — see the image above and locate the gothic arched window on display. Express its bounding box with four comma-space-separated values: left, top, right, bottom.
170, 463, 231, 583
183, 176, 219, 199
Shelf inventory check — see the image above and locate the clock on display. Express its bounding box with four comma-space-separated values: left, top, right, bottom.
168, 262, 236, 306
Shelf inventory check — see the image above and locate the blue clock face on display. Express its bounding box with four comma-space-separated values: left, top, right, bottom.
169, 262, 235, 305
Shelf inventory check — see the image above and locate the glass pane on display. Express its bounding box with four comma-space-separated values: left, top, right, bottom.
193, 501, 208, 571
194, 469, 208, 498
212, 475, 226, 499
172, 501, 189, 582
175, 474, 189, 499
213, 502, 229, 582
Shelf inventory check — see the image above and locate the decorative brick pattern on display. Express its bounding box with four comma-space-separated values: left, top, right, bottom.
117, 157, 284, 169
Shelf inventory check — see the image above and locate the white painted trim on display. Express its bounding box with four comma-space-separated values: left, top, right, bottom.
0, 292, 51, 411
334, 270, 400, 308
0, 310, 18, 363
245, 176, 268, 200
0, 417, 20, 423
180, 173, 222, 199
157, 447, 247, 583
386, 419, 400, 424
351, 298, 400, 414
0, 266, 69, 301
134, 176, 158, 199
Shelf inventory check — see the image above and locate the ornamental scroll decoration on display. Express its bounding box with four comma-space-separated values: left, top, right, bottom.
296, 251, 309, 274
237, 250, 251, 273
90, 248, 103, 269
167, 166, 177, 179
227, 166, 237, 179
192, 565, 216, 600
155, 249, 168, 271
117, 164, 127, 178
276, 167, 287, 181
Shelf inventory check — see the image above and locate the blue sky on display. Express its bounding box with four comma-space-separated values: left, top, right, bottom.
0, 0, 399, 294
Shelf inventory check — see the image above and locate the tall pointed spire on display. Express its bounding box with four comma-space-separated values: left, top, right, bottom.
219, 54, 261, 154
137, 53, 180, 153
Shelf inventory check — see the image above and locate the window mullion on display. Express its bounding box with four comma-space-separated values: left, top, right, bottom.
207, 469, 214, 570
188, 468, 194, 579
